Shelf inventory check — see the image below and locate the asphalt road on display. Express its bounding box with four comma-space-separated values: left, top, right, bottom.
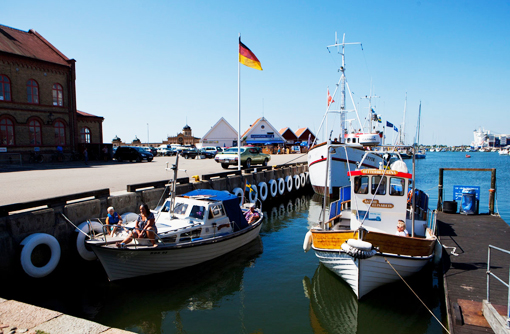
0, 153, 307, 206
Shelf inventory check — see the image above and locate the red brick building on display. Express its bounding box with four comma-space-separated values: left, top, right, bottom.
0, 24, 103, 161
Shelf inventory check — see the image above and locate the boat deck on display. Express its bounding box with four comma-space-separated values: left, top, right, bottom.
437, 212, 510, 334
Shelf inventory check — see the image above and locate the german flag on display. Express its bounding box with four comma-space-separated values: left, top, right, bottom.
239, 38, 262, 71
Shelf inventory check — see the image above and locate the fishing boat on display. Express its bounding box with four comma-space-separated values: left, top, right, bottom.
308, 34, 383, 198
304, 145, 438, 299
85, 158, 264, 281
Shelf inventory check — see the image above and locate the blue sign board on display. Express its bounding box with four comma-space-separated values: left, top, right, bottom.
453, 185, 480, 201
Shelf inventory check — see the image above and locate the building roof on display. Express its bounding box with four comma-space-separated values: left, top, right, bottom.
0, 24, 70, 66
241, 117, 262, 138
77, 110, 104, 120
279, 127, 297, 140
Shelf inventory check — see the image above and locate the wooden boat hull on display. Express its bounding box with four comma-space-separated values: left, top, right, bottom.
311, 229, 436, 298
89, 220, 263, 281
307, 143, 382, 197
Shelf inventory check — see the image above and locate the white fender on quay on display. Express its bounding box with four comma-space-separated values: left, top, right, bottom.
258, 182, 268, 202
285, 175, 293, 192
277, 178, 285, 195
300, 173, 306, 187
76, 221, 104, 261
232, 187, 244, 200
293, 174, 301, 190
248, 184, 258, 203
20, 233, 61, 278
268, 179, 278, 198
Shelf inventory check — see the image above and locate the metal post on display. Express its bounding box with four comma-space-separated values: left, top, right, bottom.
489, 168, 496, 215
437, 168, 444, 211
487, 246, 491, 303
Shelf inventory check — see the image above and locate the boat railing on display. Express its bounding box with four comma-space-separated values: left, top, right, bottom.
486, 245, 510, 329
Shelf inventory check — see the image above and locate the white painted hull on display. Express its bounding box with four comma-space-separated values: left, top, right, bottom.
308, 143, 382, 197
314, 249, 432, 299
91, 222, 262, 281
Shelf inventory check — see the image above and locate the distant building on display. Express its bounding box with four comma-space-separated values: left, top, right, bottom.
164, 124, 200, 146
295, 127, 315, 147
279, 127, 298, 145
199, 117, 238, 148
0, 24, 103, 160
241, 117, 285, 146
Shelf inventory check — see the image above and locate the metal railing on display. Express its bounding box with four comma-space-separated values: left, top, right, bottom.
486, 245, 510, 329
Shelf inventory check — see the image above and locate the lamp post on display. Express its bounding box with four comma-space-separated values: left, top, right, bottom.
147, 123, 149, 146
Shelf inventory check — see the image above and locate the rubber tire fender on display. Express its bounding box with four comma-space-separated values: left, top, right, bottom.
293, 174, 301, 190
268, 179, 278, 198
248, 184, 258, 203
300, 173, 306, 187
20, 233, 61, 278
258, 182, 268, 202
277, 178, 285, 195
285, 175, 293, 193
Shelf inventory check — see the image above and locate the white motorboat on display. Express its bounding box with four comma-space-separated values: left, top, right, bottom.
304, 146, 438, 299
86, 187, 263, 281
498, 148, 509, 155
308, 34, 383, 198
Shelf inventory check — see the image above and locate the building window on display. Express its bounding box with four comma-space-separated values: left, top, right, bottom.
0, 118, 14, 145
29, 119, 42, 146
80, 127, 91, 143
54, 121, 65, 145
52, 83, 63, 106
27, 79, 39, 104
0, 75, 11, 101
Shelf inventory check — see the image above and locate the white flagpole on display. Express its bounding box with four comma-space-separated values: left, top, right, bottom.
237, 33, 241, 170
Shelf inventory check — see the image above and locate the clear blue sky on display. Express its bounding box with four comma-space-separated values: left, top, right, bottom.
3, 0, 510, 146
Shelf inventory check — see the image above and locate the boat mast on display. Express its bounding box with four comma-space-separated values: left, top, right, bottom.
400, 92, 407, 145
415, 101, 421, 146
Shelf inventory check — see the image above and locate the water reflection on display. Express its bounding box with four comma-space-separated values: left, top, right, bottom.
303, 264, 446, 334
261, 194, 312, 233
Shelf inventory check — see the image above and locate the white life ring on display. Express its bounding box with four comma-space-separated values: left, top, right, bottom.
278, 178, 285, 195
268, 179, 278, 198
285, 175, 293, 192
300, 173, 306, 187
258, 182, 268, 201
293, 174, 301, 190
20, 233, 61, 278
76, 221, 104, 261
303, 231, 313, 252
248, 184, 258, 203
232, 187, 244, 201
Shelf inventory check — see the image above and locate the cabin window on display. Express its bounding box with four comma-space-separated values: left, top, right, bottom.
210, 204, 225, 218
371, 176, 386, 195
174, 203, 188, 215
389, 178, 405, 196
354, 176, 369, 194
190, 205, 205, 219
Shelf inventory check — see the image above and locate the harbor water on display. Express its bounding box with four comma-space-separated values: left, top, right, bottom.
1, 151, 508, 333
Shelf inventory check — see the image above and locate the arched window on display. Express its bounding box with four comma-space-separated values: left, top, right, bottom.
52, 83, 63, 106
80, 127, 91, 143
27, 79, 39, 104
0, 118, 14, 145
0, 75, 11, 102
54, 121, 66, 145
28, 119, 42, 146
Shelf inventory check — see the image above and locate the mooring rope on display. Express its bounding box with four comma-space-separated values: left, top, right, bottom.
384, 256, 450, 333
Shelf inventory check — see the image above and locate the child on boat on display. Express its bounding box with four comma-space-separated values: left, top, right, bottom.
106, 206, 123, 237
396, 220, 409, 237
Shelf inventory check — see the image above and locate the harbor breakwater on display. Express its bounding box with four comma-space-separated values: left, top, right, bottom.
0, 163, 309, 278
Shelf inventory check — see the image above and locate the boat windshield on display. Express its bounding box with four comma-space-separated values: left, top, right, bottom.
189, 205, 206, 220
389, 177, 405, 196
174, 203, 188, 215
354, 176, 369, 194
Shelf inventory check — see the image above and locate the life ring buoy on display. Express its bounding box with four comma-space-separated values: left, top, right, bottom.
300, 173, 306, 187
293, 174, 301, 190
268, 179, 278, 198
20, 233, 61, 278
303, 230, 313, 252
248, 184, 258, 203
76, 221, 104, 261
232, 188, 244, 202
278, 178, 285, 195
279, 203, 285, 219
285, 176, 293, 192
407, 189, 413, 204
258, 182, 268, 202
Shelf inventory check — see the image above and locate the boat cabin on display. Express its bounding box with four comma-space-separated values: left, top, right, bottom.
347, 168, 427, 237
344, 132, 383, 147
154, 190, 250, 244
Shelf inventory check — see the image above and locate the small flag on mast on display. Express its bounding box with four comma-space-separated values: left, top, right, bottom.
327, 88, 335, 106
239, 38, 262, 71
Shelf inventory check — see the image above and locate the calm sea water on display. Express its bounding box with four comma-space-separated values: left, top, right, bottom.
2, 151, 508, 334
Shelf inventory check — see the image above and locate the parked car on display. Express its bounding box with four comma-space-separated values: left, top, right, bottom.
143, 147, 157, 156
214, 146, 270, 169
114, 146, 153, 162
200, 146, 220, 158
180, 147, 199, 159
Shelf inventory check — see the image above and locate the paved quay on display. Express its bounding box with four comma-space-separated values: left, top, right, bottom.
0, 298, 133, 334
0, 153, 307, 206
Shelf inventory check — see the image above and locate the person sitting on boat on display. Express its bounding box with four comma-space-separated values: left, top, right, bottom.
117, 203, 158, 248
395, 219, 409, 237
244, 206, 259, 224
106, 206, 123, 237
